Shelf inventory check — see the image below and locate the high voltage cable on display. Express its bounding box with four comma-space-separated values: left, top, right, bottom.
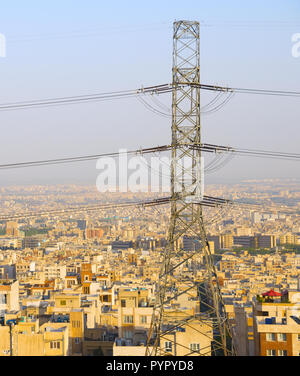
138, 90, 235, 118
0, 196, 227, 221
0, 82, 299, 112
0, 143, 299, 172
0, 84, 173, 111
6, 20, 300, 45
0, 145, 171, 170
195, 84, 300, 97
0, 197, 172, 221
192, 144, 300, 161
0, 194, 296, 221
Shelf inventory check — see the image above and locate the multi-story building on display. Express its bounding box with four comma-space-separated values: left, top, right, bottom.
233, 235, 276, 249
0, 264, 16, 280
233, 291, 300, 356
5, 222, 19, 237
85, 228, 104, 240
44, 265, 67, 280
0, 280, 19, 317
116, 287, 153, 345
160, 318, 213, 356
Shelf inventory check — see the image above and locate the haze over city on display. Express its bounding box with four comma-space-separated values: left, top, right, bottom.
0, 0, 299, 185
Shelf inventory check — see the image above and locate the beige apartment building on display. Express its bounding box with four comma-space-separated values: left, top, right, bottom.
234, 292, 300, 356
116, 288, 153, 344
0, 280, 19, 316
160, 318, 213, 356
0, 319, 69, 356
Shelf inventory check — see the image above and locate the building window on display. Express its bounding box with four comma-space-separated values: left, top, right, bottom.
140, 316, 147, 324
121, 299, 126, 308
266, 333, 276, 341
0, 294, 7, 305
165, 341, 172, 353
190, 343, 200, 352
278, 350, 287, 356
123, 315, 133, 324
266, 349, 276, 356
298, 334, 300, 341
60, 300, 66, 306
74, 337, 80, 344
278, 333, 287, 342
124, 330, 133, 339
50, 341, 61, 349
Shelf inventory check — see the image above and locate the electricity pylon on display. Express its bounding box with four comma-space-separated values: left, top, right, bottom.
146, 20, 234, 356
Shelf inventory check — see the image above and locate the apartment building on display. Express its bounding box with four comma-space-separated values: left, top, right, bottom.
0, 264, 16, 279
253, 294, 300, 356
116, 288, 153, 345
160, 318, 213, 356
44, 265, 67, 280
0, 280, 19, 317
233, 291, 300, 356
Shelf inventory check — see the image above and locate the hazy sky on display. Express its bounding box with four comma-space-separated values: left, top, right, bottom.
0, 0, 299, 186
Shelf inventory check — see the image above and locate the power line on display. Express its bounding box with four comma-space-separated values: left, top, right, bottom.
138, 90, 236, 118
0, 81, 299, 112
6, 20, 300, 46
0, 84, 173, 112
0, 195, 228, 221
0, 142, 299, 172
196, 84, 300, 97
193, 144, 300, 161
0, 197, 172, 221
7, 20, 300, 45
0, 145, 171, 170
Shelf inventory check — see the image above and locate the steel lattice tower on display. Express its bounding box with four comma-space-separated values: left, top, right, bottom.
146, 20, 233, 356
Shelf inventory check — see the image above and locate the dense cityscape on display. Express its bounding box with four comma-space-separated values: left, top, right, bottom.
1, 0, 299, 362
0, 180, 299, 356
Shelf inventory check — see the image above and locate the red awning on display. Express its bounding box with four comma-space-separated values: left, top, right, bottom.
262, 289, 282, 297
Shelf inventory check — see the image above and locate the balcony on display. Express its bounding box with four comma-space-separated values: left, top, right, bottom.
84, 334, 117, 342
257, 317, 287, 326
51, 314, 69, 323
115, 338, 133, 347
